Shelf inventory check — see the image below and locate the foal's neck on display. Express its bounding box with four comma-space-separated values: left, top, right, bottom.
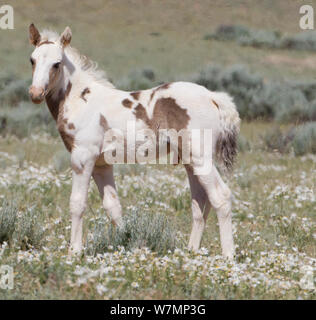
45, 81, 68, 122
45, 56, 74, 121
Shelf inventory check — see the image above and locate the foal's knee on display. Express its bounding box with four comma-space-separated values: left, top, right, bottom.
70, 193, 86, 218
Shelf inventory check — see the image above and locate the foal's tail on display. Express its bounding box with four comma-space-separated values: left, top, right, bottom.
212, 92, 240, 172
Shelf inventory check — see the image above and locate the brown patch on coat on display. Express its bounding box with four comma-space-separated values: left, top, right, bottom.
212, 99, 219, 109
40, 64, 63, 120
94, 155, 107, 167
133, 98, 190, 162
130, 91, 141, 100
150, 82, 171, 102
47, 63, 62, 93
68, 122, 75, 130
160, 83, 171, 90
157, 98, 191, 165
46, 82, 74, 152
122, 99, 133, 109
58, 129, 74, 152
94, 115, 111, 167
99, 114, 109, 130
134, 97, 190, 132
134, 103, 150, 125
37, 41, 55, 47
80, 87, 91, 102
153, 97, 190, 132
46, 92, 60, 121
149, 91, 155, 102
57, 82, 73, 152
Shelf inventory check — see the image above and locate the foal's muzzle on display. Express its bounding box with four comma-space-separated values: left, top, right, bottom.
29, 86, 46, 104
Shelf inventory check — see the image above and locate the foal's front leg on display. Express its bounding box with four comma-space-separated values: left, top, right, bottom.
69, 152, 95, 254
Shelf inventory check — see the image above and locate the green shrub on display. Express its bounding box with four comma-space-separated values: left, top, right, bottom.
262, 126, 295, 153
273, 87, 311, 123
15, 206, 46, 250
291, 81, 316, 102
204, 25, 250, 41
191, 64, 316, 123
262, 123, 316, 155
52, 150, 71, 172
292, 122, 316, 155
0, 102, 55, 138
237, 134, 251, 152
87, 209, 176, 255
281, 31, 316, 51
239, 29, 281, 48
0, 74, 30, 106
0, 201, 17, 244
206, 24, 281, 49
206, 24, 316, 52
0, 74, 58, 137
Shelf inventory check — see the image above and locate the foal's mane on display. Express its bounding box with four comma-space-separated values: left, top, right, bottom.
40, 29, 115, 88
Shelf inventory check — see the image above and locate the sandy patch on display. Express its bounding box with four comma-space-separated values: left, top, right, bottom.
264, 54, 316, 70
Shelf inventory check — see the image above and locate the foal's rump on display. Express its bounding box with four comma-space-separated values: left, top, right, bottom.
152, 82, 240, 170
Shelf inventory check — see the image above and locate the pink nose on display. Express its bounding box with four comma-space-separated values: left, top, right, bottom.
29, 86, 45, 103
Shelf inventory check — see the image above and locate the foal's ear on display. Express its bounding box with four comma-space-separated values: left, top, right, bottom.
29, 23, 41, 46
60, 26, 72, 47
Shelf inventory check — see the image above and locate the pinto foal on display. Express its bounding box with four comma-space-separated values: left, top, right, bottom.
28, 24, 240, 259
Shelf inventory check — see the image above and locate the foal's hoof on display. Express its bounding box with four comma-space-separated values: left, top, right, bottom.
68, 247, 83, 258
223, 252, 235, 261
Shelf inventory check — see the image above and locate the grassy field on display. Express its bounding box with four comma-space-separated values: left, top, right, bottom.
0, 122, 315, 299
0, 1, 315, 299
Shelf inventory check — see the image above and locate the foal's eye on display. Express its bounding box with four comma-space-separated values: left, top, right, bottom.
30, 58, 34, 65
53, 62, 61, 69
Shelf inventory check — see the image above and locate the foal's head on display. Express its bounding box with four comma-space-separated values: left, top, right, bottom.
28, 24, 72, 104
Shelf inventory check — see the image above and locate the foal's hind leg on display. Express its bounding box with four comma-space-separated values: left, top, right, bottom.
194, 165, 234, 259
92, 165, 123, 226
185, 165, 211, 251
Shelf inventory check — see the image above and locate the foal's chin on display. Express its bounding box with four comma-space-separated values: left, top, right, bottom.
31, 97, 45, 104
